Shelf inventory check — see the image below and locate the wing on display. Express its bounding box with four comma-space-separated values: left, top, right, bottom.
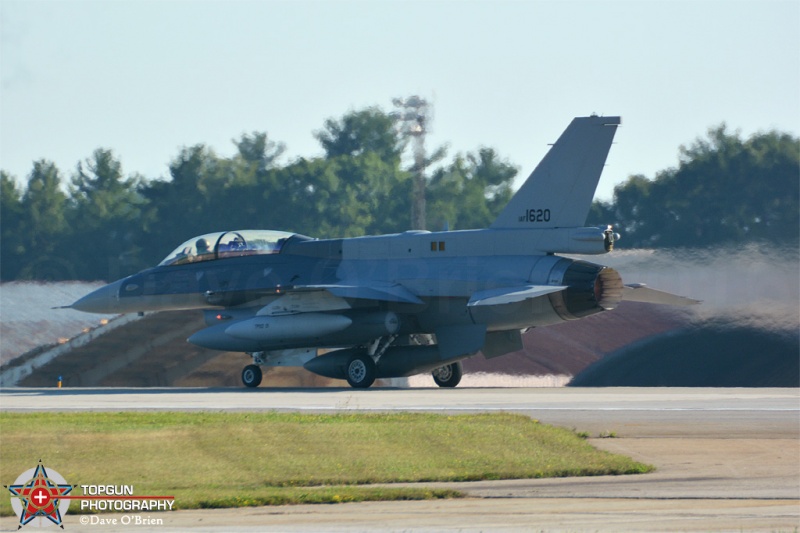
204, 281, 424, 313
251, 282, 423, 316
467, 285, 567, 307
299, 283, 424, 304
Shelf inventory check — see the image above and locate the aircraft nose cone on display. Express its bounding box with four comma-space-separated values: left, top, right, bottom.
71, 280, 123, 314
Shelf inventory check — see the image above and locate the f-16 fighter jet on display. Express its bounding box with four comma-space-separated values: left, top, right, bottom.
72, 116, 697, 388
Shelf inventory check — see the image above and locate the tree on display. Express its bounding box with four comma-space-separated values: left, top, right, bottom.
17, 161, 71, 279
427, 148, 517, 230
68, 149, 146, 279
235, 131, 286, 172
315, 107, 405, 164
221, 132, 290, 230
138, 145, 226, 264
588, 126, 800, 248
312, 108, 415, 235
327, 152, 411, 236
591, 174, 663, 246
0, 172, 25, 280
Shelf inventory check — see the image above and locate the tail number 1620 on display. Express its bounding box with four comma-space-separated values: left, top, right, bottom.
519, 209, 551, 223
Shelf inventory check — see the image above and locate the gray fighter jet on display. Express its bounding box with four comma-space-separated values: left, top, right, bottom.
72, 115, 697, 388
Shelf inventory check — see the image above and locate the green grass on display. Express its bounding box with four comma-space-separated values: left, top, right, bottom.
0, 412, 652, 515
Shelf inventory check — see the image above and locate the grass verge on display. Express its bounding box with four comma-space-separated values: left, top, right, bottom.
0, 411, 652, 515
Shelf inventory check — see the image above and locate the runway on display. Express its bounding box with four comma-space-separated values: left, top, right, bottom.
1, 387, 798, 531
2, 385, 796, 413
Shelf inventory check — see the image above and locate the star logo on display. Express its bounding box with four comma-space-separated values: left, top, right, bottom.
6, 461, 74, 529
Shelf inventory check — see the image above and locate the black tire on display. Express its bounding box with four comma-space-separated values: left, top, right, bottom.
432, 361, 462, 388
345, 354, 376, 389
242, 364, 263, 388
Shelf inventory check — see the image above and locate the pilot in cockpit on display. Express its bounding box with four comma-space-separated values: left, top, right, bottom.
195, 238, 212, 257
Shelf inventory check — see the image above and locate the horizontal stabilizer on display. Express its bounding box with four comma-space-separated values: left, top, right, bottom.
302, 283, 424, 305
467, 285, 566, 307
623, 284, 700, 306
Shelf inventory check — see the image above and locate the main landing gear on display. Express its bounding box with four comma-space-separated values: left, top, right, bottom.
432, 361, 463, 388
345, 335, 396, 389
345, 353, 377, 389
344, 357, 463, 389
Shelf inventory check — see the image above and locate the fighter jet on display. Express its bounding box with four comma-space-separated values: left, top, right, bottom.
72, 115, 697, 388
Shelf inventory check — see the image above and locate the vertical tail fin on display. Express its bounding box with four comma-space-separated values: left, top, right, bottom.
491, 115, 621, 229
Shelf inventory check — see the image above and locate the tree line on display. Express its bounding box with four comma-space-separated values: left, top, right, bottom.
587, 124, 799, 248
0, 108, 515, 281
1, 107, 797, 282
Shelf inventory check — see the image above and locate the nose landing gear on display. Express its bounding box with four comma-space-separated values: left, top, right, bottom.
242, 364, 263, 388
242, 351, 266, 388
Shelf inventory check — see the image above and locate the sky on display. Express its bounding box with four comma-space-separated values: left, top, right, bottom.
1, 0, 798, 201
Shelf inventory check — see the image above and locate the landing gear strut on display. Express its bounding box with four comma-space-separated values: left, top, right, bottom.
432, 361, 462, 388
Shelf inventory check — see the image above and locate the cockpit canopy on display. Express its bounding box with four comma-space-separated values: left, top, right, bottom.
159, 230, 295, 266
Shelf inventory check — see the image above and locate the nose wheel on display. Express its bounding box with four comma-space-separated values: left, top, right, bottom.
242, 364, 263, 388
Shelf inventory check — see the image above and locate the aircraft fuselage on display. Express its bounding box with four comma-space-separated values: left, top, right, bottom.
73, 226, 623, 352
